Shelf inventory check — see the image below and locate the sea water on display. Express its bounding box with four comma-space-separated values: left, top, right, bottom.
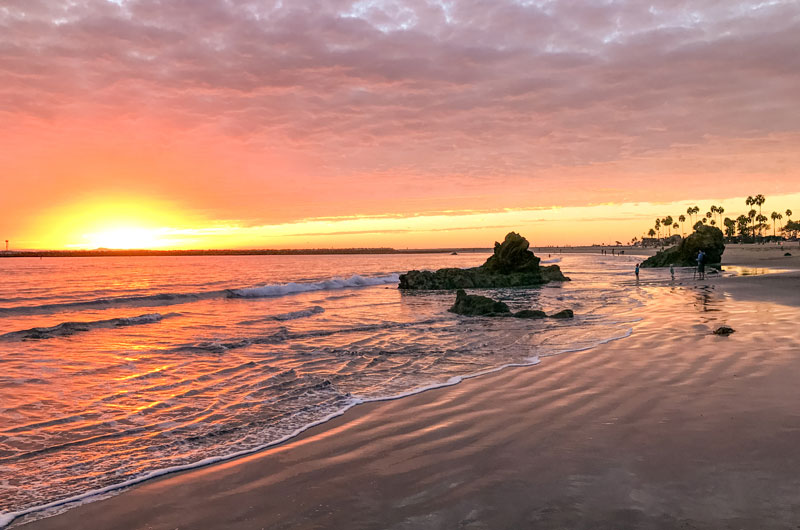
0, 252, 646, 523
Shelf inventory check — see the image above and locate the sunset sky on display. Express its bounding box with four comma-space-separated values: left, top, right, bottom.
2, 0, 799, 249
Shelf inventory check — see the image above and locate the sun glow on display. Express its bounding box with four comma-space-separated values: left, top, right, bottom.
82, 226, 168, 249
28, 196, 198, 250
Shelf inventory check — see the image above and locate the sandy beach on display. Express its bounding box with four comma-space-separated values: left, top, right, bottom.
13, 246, 800, 530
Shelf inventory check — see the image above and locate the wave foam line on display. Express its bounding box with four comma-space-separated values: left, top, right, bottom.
0, 397, 362, 529
228, 274, 399, 299
0, 313, 177, 341
0, 291, 226, 317
0, 321, 634, 529
237, 306, 325, 325
0, 274, 400, 317
539, 327, 635, 358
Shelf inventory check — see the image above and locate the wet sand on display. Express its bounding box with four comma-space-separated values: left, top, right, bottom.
15, 249, 800, 530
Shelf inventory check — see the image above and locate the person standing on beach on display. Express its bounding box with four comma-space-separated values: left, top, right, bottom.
635, 263, 640, 279
696, 250, 706, 280
670, 264, 675, 280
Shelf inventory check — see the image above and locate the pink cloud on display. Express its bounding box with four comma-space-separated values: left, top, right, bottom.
1, 0, 799, 239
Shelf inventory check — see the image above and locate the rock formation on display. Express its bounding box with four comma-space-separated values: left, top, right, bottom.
448, 289, 573, 319
399, 232, 568, 289
641, 225, 725, 268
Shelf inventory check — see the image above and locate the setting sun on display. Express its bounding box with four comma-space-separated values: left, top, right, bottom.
81, 227, 167, 250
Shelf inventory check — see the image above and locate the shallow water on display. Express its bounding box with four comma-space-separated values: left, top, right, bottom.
0, 252, 647, 520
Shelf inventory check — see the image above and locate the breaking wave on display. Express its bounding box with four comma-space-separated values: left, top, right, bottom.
0, 274, 400, 316
227, 274, 400, 298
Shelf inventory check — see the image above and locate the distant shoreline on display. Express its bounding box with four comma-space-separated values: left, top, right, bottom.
0, 248, 494, 258
0, 245, 658, 258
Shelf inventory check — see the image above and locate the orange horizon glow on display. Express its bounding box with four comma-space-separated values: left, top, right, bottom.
10, 192, 800, 251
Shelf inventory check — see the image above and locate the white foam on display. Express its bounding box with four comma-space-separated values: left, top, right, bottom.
116, 313, 164, 325
0, 398, 361, 529
230, 274, 400, 298
1, 323, 633, 529
541, 257, 562, 264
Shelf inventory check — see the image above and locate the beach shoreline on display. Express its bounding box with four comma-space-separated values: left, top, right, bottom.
11, 247, 800, 530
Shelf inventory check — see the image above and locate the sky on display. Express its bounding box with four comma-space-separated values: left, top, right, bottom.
1, 0, 799, 249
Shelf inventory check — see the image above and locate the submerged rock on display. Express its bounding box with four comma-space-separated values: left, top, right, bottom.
548, 309, 574, 319
513, 309, 547, 319
641, 225, 725, 268
449, 289, 510, 316
713, 326, 735, 336
400, 232, 568, 289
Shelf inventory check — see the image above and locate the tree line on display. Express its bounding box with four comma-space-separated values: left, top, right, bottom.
634, 195, 798, 246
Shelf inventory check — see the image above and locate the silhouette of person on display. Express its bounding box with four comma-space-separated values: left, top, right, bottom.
696, 250, 706, 280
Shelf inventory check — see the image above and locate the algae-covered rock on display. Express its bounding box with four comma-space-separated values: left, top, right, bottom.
641, 225, 725, 268
399, 232, 568, 289
448, 289, 510, 316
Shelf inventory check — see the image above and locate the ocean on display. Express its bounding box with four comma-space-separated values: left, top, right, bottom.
0, 252, 646, 523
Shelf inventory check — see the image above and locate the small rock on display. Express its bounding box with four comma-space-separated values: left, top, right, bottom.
784, 252, 792, 257
713, 326, 735, 336
549, 309, 574, 319
449, 289, 510, 316
513, 309, 547, 319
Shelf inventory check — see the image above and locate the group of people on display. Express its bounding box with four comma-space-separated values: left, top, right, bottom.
634, 249, 707, 280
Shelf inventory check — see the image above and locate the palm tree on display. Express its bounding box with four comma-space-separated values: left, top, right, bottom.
664, 216, 673, 236
771, 212, 783, 237
710, 205, 718, 223
716, 206, 724, 225
787, 209, 793, 224
723, 217, 736, 239
655, 218, 661, 240
673, 222, 679, 235
678, 214, 686, 236
748, 209, 757, 239
754, 194, 766, 221
686, 206, 700, 226
647, 228, 656, 244
756, 213, 768, 237
736, 215, 749, 238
